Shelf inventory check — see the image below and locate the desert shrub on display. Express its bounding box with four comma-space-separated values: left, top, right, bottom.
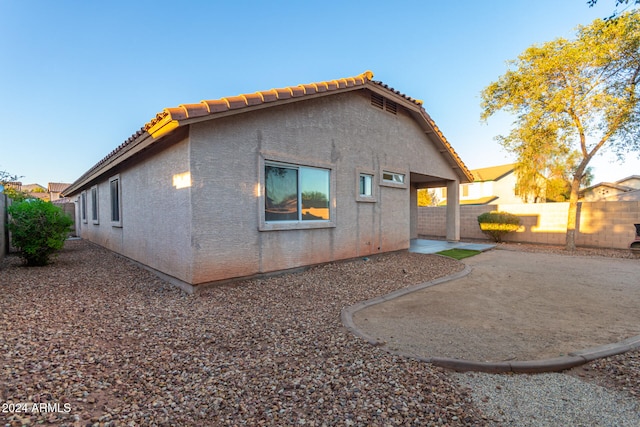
477, 211, 521, 242
7, 199, 74, 266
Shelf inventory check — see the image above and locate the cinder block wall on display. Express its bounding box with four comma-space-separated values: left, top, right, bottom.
0, 194, 6, 260
418, 201, 640, 249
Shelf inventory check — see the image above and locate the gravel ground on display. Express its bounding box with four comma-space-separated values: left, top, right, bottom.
453, 372, 640, 426
1, 240, 483, 426
1, 239, 639, 426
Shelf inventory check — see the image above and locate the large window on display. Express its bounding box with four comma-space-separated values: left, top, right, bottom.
265, 162, 330, 222
109, 176, 121, 226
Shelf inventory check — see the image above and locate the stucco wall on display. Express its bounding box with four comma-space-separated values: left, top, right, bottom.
187, 91, 459, 284
418, 201, 640, 249
75, 136, 194, 283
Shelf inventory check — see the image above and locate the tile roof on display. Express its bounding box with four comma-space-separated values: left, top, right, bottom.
64, 71, 472, 196
22, 183, 47, 192
471, 163, 516, 182
48, 182, 71, 193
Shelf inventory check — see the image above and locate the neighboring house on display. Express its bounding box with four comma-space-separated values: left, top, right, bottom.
63, 71, 472, 292
48, 182, 71, 203
22, 183, 47, 193
580, 175, 640, 201
21, 183, 49, 200
4, 182, 22, 191
4, 182, 49, 200
434, 163, 522, 205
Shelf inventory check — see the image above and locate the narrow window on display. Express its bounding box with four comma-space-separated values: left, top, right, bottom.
359, 174, 373, 197
265, 163, 330, 222
80, 192, 87, 223
91, 186, 99, 224
109, 176, 121, 226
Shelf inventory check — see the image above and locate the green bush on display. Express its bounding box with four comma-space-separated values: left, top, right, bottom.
477, 211, 521, 243
7, 199, 74, 266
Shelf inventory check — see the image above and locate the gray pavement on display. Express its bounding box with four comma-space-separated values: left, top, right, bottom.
409, 238, 495, 254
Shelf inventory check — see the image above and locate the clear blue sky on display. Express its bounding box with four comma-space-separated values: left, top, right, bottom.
1, 0, 637, 187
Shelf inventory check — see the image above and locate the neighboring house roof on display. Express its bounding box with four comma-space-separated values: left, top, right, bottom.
471, 163, 516, 182
48, 182, 71, 193
606, 188, 640, 201
579, 182, 635, 196
64, 71, 473, 196
615, 175, 640, 188
22, 183, 47, 192
4, 182, 22, 190
26, 192, 49, 201
580, 175, 640, 200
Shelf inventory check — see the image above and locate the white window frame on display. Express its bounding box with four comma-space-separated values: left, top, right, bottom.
109, 175, 122, 227
90, 185, 99, 224
80, 191, 87, 224
380, 169, 408, 189
259, 154, 336, 231
356, 169, 376, 203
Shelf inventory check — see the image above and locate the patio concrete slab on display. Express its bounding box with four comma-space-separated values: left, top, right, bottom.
343, 248, 640, 373
409, 239, 495, 254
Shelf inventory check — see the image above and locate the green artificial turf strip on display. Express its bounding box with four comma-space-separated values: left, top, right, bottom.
435, 248, 482, 260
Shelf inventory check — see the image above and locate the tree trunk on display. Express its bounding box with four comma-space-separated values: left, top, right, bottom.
565, 175, 582, 251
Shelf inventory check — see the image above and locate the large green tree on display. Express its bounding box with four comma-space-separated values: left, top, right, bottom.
482, 11, 640, 250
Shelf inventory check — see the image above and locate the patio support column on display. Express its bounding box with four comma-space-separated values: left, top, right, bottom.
446, 179, 460, 242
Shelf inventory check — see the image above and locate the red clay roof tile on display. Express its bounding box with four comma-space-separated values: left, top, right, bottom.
203, 99, 230, 113
243, 93, 263, 106
224, 95, 248, 109
260, 89, 279, 103
180, 103, 210, 118
290, 86, 306, 97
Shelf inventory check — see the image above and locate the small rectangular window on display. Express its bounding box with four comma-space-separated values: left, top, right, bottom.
383, 172, 405, 184
91, 186, 99, 224
109, 176, 121, 226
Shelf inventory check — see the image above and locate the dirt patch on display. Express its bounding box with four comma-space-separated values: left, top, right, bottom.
352, 249, 640, 362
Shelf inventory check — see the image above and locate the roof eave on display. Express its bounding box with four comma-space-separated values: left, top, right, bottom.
63, 130, 154, 196
409, 109, 474, 184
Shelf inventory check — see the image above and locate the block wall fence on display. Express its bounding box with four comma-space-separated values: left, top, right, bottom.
418, 201, 640, 249
0, 194, 6, 261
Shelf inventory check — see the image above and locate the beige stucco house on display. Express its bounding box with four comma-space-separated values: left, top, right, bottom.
63, 71, 472, 292
434, 163, 522, 205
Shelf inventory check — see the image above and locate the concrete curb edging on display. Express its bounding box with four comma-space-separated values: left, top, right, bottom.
341, 266, 640, 374
341, 266, 472, 347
